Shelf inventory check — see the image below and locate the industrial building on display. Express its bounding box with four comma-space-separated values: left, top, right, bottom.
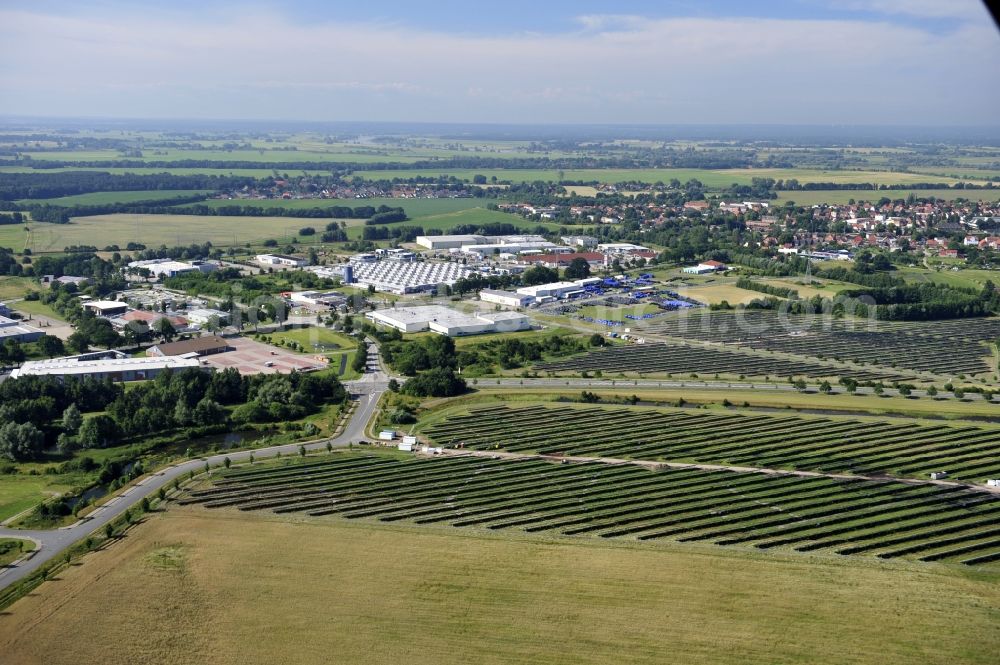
415, 234, 488, 250
682, 260, 727, 274
516, 281, 582, 300
0, 315, 45, 344
479, 289, 532, 308
287, 291, 347, 309
127, 258, 216, 279
416, 234, 559, 257
366, 306, 529, 336
255, 254, 308, 268
147, 335, 232, 357
183, 308, 231, 326
11, 354, 204, 381
82, 300, 129, 317
350, 261, 474, 295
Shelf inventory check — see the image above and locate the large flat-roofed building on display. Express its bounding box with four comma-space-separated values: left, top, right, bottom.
415, 235, 487, 250
350, 261, 474, 295
127, 258, 216, 279
287, 291, 347, 309
479, 289, 532, 308
82, 300, 129, 317
255, 254, 307, 268
183, 308, 231, 326
0, 315, 45, 344
147, 335, 232, 357
11, 354, 203, 381
516, 281, 581, 300
366, 306, 529, 337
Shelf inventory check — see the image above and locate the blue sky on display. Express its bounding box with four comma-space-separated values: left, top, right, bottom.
2, 1, 998, 125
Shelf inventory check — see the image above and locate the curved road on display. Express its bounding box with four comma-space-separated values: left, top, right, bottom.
0, 343, 389, 591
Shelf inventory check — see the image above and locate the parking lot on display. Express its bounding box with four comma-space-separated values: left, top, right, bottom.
201, 336, 327, 375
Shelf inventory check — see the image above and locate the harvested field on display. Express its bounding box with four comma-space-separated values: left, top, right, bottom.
2, 507, 997, 665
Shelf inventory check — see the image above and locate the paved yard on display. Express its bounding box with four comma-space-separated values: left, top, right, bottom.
202, 336, 327, 374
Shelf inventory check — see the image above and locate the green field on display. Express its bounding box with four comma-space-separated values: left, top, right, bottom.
2, 504, 996, 665
0, 538, 34, 567
8, 298, 65, 321
18, 189, 213, 206
0, 473, 82, 523
0, 276, 37, 300
1, 202, 561, 251
349, 167, 979, 187
261, 327, 357, 353
0, 165, 328, 177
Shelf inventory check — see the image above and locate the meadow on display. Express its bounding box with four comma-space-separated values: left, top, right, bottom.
0, 506, 996, 665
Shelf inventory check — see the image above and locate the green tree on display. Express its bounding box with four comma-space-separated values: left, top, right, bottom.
152, 317, 176, 342
37, 335, 65, 358
563, 257, 591, 280
62, 403, 83, 434
0, 422, 45, 461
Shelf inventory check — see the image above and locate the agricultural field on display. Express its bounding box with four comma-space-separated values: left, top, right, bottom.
422, 404, 1000, 483
643, 312, 1000, 379
535, 342, 907, 382
4, 508, 997, 665
2, 201, 557, 252
348, 167, 981, 187
5, 214, 305, 251
17, 189, 213, 206
0, 165, 321, 177
181, 452, 1000, 566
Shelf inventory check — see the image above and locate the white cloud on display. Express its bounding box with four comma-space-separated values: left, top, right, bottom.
835, 0, 990, 20
0, 8, 997, 125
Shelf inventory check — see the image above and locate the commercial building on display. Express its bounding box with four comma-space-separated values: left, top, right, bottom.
682, 260, 727, 275
415, 235, 487, 250
147, 335, 232, 358
519, 252, 605, 268
127, 258, 216, 279
255, 254, 308, 268
416, 234, 560, 257
82, 300, 129, 317
0, 315, 45, 344
375, 248, 416, 262
516, 281, 581, 300
287, 291, 347, 310
11, 354, 204, 381
479, 289, 532, 308
366, 306, 529, 337
184, 308, 231, 326
111, 310, 189, 331
561, 235, 598, 248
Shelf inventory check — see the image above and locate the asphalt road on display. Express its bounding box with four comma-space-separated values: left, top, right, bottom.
0, 345, 390, 591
